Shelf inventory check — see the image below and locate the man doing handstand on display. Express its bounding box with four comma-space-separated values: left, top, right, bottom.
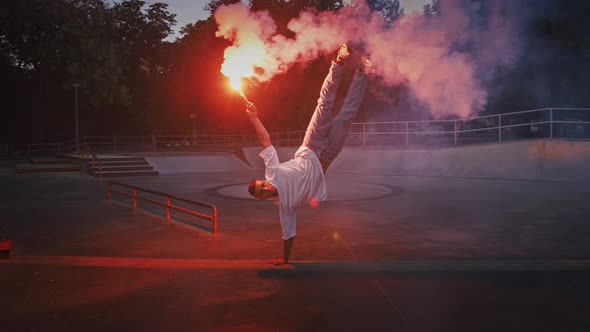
245, 44, 370, 265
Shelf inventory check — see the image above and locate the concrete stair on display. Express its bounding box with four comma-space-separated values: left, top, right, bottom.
88, 156, 158, 177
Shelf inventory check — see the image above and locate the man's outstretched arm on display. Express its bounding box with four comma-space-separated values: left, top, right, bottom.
246, 102, 271, 149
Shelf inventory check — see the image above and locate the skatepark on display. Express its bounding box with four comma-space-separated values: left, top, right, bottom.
6, 0, 590, 329
1, 132, 590, 331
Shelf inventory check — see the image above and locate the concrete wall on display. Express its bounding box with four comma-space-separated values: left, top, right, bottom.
144, 153, 251, 175
541, 140, 590, 180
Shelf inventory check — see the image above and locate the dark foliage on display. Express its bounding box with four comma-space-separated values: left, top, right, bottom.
1, 0, 589, 142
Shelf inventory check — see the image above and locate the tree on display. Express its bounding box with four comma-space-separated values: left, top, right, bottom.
0, 0, 176, 141
366, 0, 404, 24
485, 0, 590, 113
110, 0, 176, 78
205, 0, 242, 16
432, 0, 441, 16
164, 16, 234, 134
0, 0, 131, 141
423, 0, 440, 17
110, 0, 176, 133
422, 3, 432, 16
292, 0, 343, 12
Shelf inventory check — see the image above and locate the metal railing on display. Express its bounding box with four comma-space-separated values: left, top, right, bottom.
347, 107, 590, 147
153, 131, 305, 148
1, 138, 77, 156
3, 107, 589, 155
108, 181, 218, 234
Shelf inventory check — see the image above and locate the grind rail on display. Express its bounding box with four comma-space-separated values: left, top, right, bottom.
108, 181, 218, 234
90, 153, 103, 178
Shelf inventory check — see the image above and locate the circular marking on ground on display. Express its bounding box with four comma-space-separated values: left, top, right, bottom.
211, 182, 402, 201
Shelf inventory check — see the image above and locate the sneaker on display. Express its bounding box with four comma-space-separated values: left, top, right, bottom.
359, 55, 374, 74
336, 43, 352, 64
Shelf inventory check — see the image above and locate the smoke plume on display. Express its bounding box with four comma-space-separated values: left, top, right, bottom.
215, 0, 522, 118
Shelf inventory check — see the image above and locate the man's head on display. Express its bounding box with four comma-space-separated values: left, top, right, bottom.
248, 179, 277, 200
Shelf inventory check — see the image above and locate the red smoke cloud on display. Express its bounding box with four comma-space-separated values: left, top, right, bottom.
215, 1, 518, 118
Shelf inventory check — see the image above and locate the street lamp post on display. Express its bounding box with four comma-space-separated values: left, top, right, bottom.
73, 83, 80, 148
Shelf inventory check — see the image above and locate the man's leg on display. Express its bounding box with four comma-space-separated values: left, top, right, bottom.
319, 67, 369, 167
302, 45, 350, 157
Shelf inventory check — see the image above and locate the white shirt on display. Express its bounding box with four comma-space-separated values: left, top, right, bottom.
259, 145, 327, 239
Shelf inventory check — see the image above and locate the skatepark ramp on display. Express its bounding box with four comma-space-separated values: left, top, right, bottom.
243, 139, 590, 181
141, 152, 252, 175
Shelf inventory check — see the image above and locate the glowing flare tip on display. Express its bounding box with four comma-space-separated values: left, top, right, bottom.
229, 76, 242, 92
227, 76, 250, 104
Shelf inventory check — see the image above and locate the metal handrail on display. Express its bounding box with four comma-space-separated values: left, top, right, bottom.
3, 107, 589, 154
107, 181, 218, 234
349, 109, 590, 146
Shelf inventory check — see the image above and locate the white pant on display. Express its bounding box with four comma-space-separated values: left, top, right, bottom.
303, 61, 368, 164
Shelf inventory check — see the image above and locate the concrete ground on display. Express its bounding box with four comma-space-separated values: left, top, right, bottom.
1, 159, 590, 331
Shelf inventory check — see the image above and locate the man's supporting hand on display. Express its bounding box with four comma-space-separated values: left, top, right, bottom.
268, 258, 287, 265
268, 236, 295, 265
